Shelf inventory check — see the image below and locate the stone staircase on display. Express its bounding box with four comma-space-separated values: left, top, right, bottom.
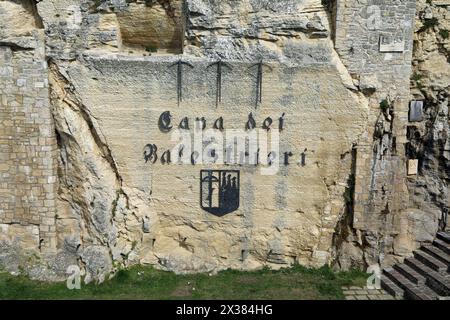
381, 231, 450, 300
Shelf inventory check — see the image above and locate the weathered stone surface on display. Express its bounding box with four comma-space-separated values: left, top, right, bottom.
0, 0, 41, 38
332, 0, 418, 270
117, 1, 184, 53
2, 0, 447, 282
0, 224, 40, 273
0, 0, 57, 277
47, 53, 368, 273
81, 245, 113, 284
408, 0, 450, 235
184, 0, 331, 60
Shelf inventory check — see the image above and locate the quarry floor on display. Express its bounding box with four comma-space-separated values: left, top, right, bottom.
0, 265, 370, 300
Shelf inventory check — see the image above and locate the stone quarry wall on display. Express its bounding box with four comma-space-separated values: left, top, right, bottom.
3, 0, 446, 282
49, 55, 368, 274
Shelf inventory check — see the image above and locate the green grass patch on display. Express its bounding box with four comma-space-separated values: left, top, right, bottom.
0, 265, 367, 300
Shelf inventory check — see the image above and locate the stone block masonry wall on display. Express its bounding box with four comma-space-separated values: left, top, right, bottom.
335, 0, 416, 95
333, 0, 418, 268
335, 0, 416, 218
0, 30, 57, 254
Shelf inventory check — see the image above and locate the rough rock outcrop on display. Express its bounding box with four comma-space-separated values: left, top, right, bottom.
408, 0, 450, 234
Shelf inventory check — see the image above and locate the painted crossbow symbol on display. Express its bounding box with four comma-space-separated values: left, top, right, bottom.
248, 60, 272, 108
207, 59, 233, 107
169, 59, 194, 106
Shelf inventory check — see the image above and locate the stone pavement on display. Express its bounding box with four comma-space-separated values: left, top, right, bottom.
342, 286, 401, 300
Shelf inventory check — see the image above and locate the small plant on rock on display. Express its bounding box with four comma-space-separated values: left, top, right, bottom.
380, 99, 390, 112
145, 45, 158, 53
411, 72, 423, 82
439, 29, 449, 39
419, 17, 439, 32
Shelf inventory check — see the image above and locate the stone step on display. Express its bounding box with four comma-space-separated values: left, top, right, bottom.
394, 263, 427, 285
413, 250, 448, 273
383, 268, 434, 300
437, 232, 450, 245
405, 258, 450, 296
422, 245, 450, 267
433, 239, 450, 255
381, 274, 405, 299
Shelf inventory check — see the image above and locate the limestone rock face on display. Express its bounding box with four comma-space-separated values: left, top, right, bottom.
46, 53, 368, 275
1, 0, 445, 282
184, 0, 330, 60
117, 1, 184, 53
0, 0, 41, 38
408, 0, 450, 234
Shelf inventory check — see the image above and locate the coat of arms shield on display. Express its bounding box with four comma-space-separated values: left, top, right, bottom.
200, 170, 240, 216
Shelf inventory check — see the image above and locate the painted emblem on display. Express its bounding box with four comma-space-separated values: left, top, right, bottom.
200, 170, 240, 216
